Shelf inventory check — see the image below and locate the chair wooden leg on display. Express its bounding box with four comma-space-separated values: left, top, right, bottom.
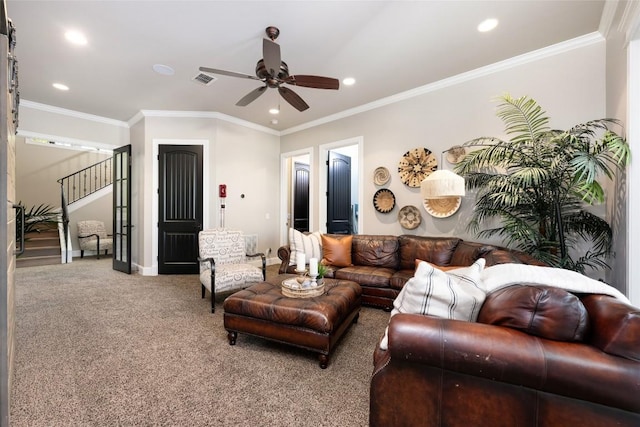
80, 250, 84, 258
201, 284, 205, 298
211, 294, 215, 313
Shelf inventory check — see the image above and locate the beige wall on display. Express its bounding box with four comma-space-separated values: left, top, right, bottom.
281, 38, 607, 246
133, 114, 280, 274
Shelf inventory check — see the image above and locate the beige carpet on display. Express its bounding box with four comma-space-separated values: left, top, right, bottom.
11, 258, 389, 426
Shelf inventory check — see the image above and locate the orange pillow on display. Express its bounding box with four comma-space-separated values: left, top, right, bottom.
321, 234, 353, 267
415, 259, 465, 272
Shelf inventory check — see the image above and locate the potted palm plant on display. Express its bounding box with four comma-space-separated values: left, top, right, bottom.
455, 94, 630, 273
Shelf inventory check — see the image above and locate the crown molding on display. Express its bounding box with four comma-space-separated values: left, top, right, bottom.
129, 110, 280, 136
19, 100, 129, 128
281, 32, 604, 136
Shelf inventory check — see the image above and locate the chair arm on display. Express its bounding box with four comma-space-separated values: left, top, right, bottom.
78, 233, 100, 240
197, 256, 215, 268
247, 252, 266, 280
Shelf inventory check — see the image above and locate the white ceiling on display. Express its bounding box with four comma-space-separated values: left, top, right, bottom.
8, 1, 605, 131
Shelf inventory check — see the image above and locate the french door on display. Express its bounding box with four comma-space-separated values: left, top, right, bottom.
113, 144, 132, 274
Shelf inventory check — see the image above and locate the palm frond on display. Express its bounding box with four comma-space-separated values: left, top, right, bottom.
459, 93, 630, 272
495, 94, 550, 144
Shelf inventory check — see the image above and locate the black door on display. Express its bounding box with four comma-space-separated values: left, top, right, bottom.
158, 145, 203, 274
327, 151, 352, 234
113, 144, 132, 274
293, 162, 309, 232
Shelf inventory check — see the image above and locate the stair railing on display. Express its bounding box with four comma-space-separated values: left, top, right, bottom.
57, 157, 113, 262
57, 157, 113, 205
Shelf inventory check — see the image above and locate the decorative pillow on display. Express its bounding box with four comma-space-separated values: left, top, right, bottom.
379, 258, 486, 350
414, 259, 466, 272
481, 263, 629, 302
477, 285, 589, 342
288, 228, 322, 266
321, 234, 353, 267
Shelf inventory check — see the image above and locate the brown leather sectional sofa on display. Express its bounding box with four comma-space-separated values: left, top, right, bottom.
370, 290, 640, 426
279, 233, 640, 425
278, 234, 545, 310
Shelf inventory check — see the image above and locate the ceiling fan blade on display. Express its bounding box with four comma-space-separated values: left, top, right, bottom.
284, 75, 340, 90
278, 86, 309, 112
199, 67, 260, 81
236, 86, 267, 106
263, 38, 281, 77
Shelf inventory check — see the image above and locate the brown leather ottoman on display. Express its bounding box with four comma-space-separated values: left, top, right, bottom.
223, 274, 362, 368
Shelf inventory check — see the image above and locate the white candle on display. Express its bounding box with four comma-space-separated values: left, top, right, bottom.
296, 253, 305, 271
309, 258, 318, 276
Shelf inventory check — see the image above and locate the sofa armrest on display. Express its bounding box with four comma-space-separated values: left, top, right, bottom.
381, 313, 640, 413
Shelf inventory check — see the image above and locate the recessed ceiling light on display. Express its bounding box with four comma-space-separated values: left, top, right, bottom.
342, 77, 356, 86
52, 83, 69, 91
270, 119, 278, 125
152, 64, 175, 76
269, 108, 280, 115
477, 18, 498, 33
64, 30, 87, 45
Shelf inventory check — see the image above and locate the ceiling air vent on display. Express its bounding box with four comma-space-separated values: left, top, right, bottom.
192, 73, 216, 86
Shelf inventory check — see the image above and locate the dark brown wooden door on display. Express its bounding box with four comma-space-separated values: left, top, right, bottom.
327, 151, 352, 234
158, 145, 203, 274
293, 162, 309, 232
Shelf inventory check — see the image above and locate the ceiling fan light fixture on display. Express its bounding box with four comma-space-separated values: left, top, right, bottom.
342, 77, 356, 86
269, 107, 280, 115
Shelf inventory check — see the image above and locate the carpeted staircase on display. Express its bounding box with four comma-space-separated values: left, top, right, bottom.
16, 226, 61, 268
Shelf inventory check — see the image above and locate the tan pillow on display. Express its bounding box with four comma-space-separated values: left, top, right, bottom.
414, 259, 465, 272
321, 234, 353, 267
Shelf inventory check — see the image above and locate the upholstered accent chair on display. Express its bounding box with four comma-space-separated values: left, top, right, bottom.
77, 220, 113, 259
198, 228, 266, 313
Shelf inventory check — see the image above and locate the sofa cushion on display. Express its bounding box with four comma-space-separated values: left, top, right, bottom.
321, 234, 353, 267
390, 269, 413, 290
478, 285, 589, 342
351, 235, 399, 269
335, 265, 395, 287
398, 235, 461, 270
416, 259, 466, 272
288, 228, 322, 266
380, 259, 486, 350
450, 241, 495, 265
581, 294, 640, 361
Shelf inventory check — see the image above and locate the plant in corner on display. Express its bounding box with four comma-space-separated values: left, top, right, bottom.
17, 203, 60, 234
454, 94, 630, 273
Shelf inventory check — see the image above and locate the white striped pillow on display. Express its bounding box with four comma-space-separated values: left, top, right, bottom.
288, 228, 323, 266
379, 258, 486, 350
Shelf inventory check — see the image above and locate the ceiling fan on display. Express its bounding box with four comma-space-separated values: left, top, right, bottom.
199, 26, 339, 112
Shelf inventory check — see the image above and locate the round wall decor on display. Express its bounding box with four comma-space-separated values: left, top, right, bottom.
423, 197, 462, 218
398, 205, 422, 229
373, 189, 396, 213
397, 147, 437, 188
373, 166, 390, 186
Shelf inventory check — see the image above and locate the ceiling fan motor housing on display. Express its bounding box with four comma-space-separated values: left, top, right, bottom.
256, 59, 289, 85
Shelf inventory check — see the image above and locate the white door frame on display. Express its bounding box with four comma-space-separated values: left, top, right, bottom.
279, 147, 313, 246
319, 136, 364, 234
